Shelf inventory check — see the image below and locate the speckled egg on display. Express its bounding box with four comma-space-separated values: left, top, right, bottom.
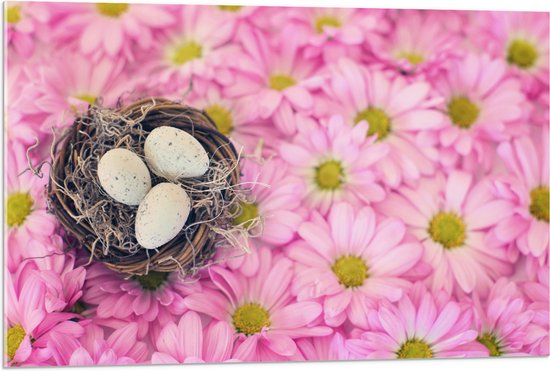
144, 126, 209, 181
135, 182, 191, 249
97, 148, 151, 206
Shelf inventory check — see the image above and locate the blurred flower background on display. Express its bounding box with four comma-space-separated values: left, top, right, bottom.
4, 1, 549, 366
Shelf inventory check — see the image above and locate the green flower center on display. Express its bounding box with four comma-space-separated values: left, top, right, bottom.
217, 5, 243, 12
529, 186, 549, 222
6, 324, 26, 360
70, 301, 87, 315
331, 255, 368, 288
205, 104, 233, 136
170, 41, 203, 66
477, 333, 503, 357
314, 16, 342, 33
396, 339, 433, 359
134, 271, 169, 291
315, 160, 344, 191
354, 107, 391, 140
6, 5, 22, 24
507, 39, 538, 69
232, 303, 271, 336
269, 74, 296, 91
7, 192, 33, 228
232, 201, 259, 229
447, 96, 480, 129
428, 212, 466, 249
397, 51, 425, 66
96, 3, 129, 18
75, 94, 96, 106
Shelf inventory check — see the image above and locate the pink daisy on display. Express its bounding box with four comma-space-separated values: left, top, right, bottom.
433, 53, 528, 169
5, 1, 49, 57
279, 115, 388, 215
472, 278, 534, 356
152, 311, 237, 364
494, 129, 549, 261
296, 332, 351, 361
378, 171, 514, 296
54, 3, 175, 60
315, 58, 446, 187
345, 283, 486, 359
521, 266, 549, 355
287, 202, 423, 328
184, 247, 332, 362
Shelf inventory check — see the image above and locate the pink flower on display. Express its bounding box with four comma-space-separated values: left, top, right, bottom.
378, 171, 514, 296
287, 203, 423, 328
54, 3, 175, 60
345, 283, 486, 359
48, 323, 147, 365
315, 58, 446, 187
494, 129, 549, 261
184, 248, 332, 361
432, 53, 528, 169
152, 311, 237, 363
472, 278, 534, 356
296, 332, 351, 361
279, 115, 388, 215
6, 1, 49, 57
521, 266, 549, 355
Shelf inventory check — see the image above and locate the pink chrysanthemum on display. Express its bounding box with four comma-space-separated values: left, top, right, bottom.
345, 283, 486, 359
315, 58, 445, 187
5, 1, 49, 57
378, 171, 514, 296
432, 53, 528, 169
296, 332, 350, 361
279, 115, 388, 215
494, 129, 549, 262
287, 203, 423, 327
152, 311, 237, 364
184, 248, 332, 361
521, 266, 550, 355
472, 278, 534, 356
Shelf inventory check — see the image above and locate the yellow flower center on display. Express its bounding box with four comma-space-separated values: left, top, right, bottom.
314, 15, 342, 33
529, 186, 549, 222
397, 51, 425, 66
217, 5, 243, 12
134, 271, 169, 291
96, 3, 129, 18
354, 107, 391, 140
447, 96, 480, 129
205, 104, 233, 136
6, 324, 26, 360
331, 255, 368, 288
428, 212, 466, 249
477, 333, 503, 357
6, 5, 22, 24
507, 39, 538, 69
232, 303, 271, 336
396, 339, 433, 359
232, 201, 259, 229
269, 74, 296, 91
315, 160, 344, 191
170, 41, 203, 66
75, 94, 96, 106
7, 192, 33, 228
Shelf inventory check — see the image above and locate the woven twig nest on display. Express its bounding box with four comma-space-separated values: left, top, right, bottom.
47, 97, 244, 276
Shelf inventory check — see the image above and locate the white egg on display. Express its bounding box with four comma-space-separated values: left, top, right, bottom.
144, 126, 209, 181
97, 148, 151, 206
135, 182, 191, 249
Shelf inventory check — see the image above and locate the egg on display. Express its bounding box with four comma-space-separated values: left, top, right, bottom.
144, 126, 209, 181
97, 148, 151, 206
135, 182, 191, 249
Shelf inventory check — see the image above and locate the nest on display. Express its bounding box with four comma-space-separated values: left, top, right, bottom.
47, 97, 251, 277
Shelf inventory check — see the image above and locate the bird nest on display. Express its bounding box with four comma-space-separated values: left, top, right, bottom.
47, 97, 253, 277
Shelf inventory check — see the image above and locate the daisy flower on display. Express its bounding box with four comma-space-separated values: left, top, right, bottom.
279, 115, 388, 215
494, 129, 549, 261
378, 171, 514, 296
521, 266, 549, 355
5, 1, 49, 57
152, 311, 237, 363
296, 332, 350, 361
345, 283, 486, 359
184, 248, 332, 362
287, 203, 423, 327
472, 278, 534, 356
433, 53, 528, 169
316, 58, 446, 187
